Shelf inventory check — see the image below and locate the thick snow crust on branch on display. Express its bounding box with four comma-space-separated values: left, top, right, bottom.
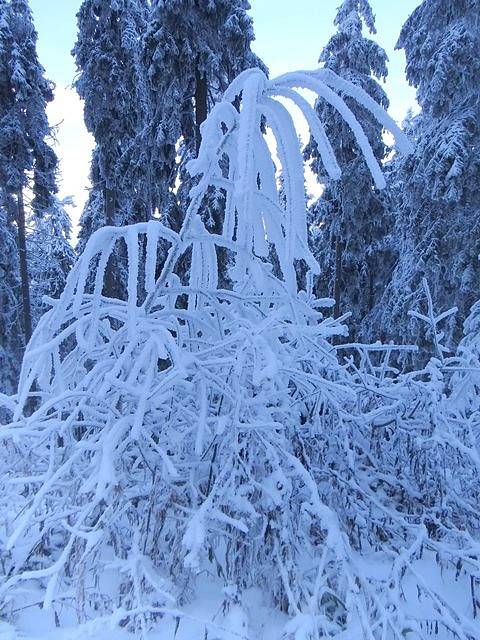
1, 68, 479, 640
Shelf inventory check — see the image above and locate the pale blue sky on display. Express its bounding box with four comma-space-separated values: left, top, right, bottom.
28, 0, 421, 220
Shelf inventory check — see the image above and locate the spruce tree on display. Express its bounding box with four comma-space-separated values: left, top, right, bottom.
28, 197, 75, 325
143, 0, 265, 227
451, 299, 480, 412
73, 0, 150, 257
0, 1, 20, 395
378, 0, 480, 352
0, 201, 22, 396
0, 0, 60, 348
305, 0, 392, 335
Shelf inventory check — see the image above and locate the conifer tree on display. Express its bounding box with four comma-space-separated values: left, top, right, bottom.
0, 201, 22, 396
143, 0, 265, 227
305, 0, 392, 334
0, 0, 60, 348
73, 0, 151, 257
0, 1, 21, 395
451, 299, 480, 412
378, 0, 480, 351
28, 197, 75, 324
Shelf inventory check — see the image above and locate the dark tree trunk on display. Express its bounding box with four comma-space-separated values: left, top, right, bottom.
195, 67, 208, 155
105, 185, 115, 227
334, 235, 343, 319
368, 266, 375, 313
104, 185, 116, 297
16, 190, 32, 344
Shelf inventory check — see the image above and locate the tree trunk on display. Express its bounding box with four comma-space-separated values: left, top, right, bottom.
104, 185, 116, 297
105, 185, 115, 227
368, 266, 375, 313
334, 236, 343, 319
16, 190, 32, 344
195, 67, 208, 155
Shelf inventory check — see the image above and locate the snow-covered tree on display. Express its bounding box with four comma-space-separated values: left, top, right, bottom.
28, 197, 76, 324
450, 298, 480, 413
0, 1, 21, 395
143, 0, 266, 228
73, 0, 151, 255
0, 201, 22, 397
376, 0, 480, 352
305, 0, 393, 334
7, 0, 58, 221
0, 0, 60, 347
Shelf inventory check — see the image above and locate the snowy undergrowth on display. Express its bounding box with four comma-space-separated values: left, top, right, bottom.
1, 68, 479, 639
0, 563, 476, 640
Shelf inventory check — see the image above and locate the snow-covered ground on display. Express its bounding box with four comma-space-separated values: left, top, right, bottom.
2, 555, 478, 640
1, 579, 285, 640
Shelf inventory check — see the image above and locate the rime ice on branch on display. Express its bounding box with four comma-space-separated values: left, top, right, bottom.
3, 69, 478, 640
